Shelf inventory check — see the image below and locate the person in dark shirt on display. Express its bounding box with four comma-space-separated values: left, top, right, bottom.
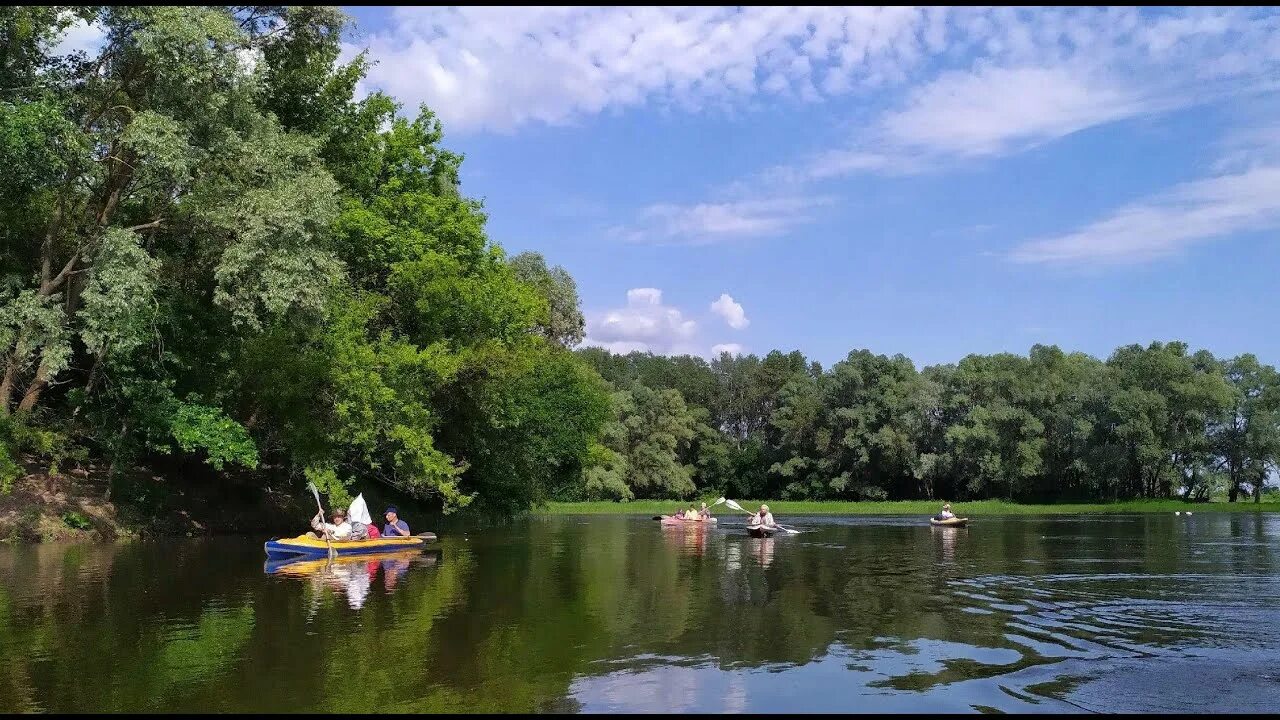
383, 506, 410, 538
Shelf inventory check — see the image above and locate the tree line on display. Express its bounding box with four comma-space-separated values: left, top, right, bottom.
574, 342, 1280, 504
2, 8, 1275, 519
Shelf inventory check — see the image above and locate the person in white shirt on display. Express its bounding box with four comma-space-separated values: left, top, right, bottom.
934, 503, 956, 521
309, 508, 353, 541
749, 504, 776, 528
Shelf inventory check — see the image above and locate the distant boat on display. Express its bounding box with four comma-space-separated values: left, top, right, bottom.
930, 517, 969, 528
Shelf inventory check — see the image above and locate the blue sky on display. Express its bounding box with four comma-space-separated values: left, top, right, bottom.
338, 7, 1280, 368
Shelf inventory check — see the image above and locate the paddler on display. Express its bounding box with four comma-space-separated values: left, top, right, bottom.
749, 504, 775, 529
308, 508, 352, 541
698, 501, 711, 520
933, 503, 956, 521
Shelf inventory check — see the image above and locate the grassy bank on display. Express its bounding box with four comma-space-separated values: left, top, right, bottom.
536, 499, 1280, 516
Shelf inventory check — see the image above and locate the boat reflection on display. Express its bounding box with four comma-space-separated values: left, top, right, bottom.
661, 522, 710, 556
750, 536, 775, 567
264, 550, 440, 609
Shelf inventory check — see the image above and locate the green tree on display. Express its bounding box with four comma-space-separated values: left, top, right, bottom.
508, 251, 586, 347
587, 386, 697, 499
1210, 354, 1280, 502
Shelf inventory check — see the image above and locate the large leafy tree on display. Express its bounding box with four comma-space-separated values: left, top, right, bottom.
0, 6, 609, 517
0, 7, 345, 468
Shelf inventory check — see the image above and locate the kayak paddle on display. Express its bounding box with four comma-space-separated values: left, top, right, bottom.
306, 481, 336, 560
723, 498, 800, 535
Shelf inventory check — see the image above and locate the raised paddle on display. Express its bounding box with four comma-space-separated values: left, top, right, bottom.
306, 481, 336, 561
723, 498, 800, 535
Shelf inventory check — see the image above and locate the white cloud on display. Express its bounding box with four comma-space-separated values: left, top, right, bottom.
876, 66, 1147, 160
615, 196, 830, 244
583, 288, 752, 358
1009, 165, 1280, 265
1213, 119, 1280, 173
350, 6, 1280, 262
581, 339, 653, 355
710, 294, 749, 329
349, 7, 1280, 149
597, 8, 1280, 249
583, 287, 697, 355
795, 10, 1280, 180
350, 6, 938, 133
53, 13, 106, 57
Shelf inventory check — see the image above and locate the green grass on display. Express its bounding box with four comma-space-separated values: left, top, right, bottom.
536, 498, 1280, 516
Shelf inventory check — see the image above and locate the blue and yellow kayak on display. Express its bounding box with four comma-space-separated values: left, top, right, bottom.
263, 533, 435, 558
264, 549, 431, 575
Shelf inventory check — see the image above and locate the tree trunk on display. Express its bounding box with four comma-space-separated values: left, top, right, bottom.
0, 356, 19, 415
16, 360, 51, 413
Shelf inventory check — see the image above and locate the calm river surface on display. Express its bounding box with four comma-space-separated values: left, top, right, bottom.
1, 513, 1278, 713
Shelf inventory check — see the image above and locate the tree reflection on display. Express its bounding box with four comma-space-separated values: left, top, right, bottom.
0, 514, 1276, 712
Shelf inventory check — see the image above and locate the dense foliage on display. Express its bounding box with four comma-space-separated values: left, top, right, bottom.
0, 7, 607, 514
577, 343, 1280, 504
2, 8, 1274, 518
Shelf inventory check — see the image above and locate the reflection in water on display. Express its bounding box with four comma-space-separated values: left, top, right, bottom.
750, 536, 774, 567
933, 524, 958, 565
660, 522, 708, 557
264, 551, 438, 609
0, 514, 1278, 712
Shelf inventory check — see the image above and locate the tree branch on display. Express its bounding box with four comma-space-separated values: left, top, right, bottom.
45, 251, 82, 296
126, 218, 164, 233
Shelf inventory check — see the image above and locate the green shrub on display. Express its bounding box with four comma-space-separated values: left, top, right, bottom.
60, 511, 92, 530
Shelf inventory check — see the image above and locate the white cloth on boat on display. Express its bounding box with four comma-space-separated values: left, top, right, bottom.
348, 494, 373, 525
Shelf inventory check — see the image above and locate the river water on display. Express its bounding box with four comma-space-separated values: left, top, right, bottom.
1, 513, 1278, 713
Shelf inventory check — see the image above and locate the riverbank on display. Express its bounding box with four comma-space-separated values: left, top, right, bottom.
0, 459, 308, 543
536, 499, 1280, 515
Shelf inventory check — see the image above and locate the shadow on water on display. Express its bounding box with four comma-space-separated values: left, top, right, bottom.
0, 512, 1278, 712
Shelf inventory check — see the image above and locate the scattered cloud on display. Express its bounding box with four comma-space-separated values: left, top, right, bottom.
350, 8, 1280, 151
583, 288, 752, 357
617, 9, 1279, 241
1213, 120, 1280, 173
1009, 165, 1280, 265
611, 196, 830, 245
877, 66, 1146, 160
349, 6, 937, 133
710, 294, 749, 329
797, 8, 1280, 181
349, 7, 1280, 263
582, 288, 698, 355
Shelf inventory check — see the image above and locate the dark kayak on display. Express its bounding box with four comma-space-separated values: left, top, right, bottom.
747, 525, 776, 538
929, 517, 969, 528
